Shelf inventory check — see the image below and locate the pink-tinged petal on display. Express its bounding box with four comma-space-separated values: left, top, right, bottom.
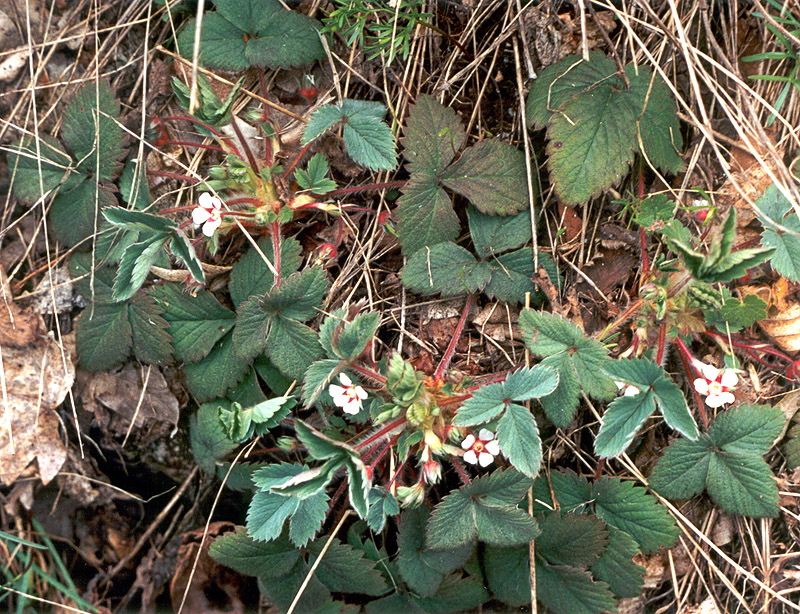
478, 452, 494, 467
615, 381, 626, 391
354, 386, 368, 400
694, 378, 709, 395
461, 434, 476, 450
193, 206, 211, 224
705, 394, 724, 408
700, 363, 719, 382
199, 192, 221, 211
463, 450, 478, 464
202, 217, 221, 237
339, 373, 353, 387
719, 391, 736, 405
478, 428, 494, 442
329, 384, 345, 397
720, 370, 738, 388
485, 439, 500, 456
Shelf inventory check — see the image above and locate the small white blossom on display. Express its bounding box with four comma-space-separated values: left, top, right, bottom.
693, 363, 737, 408
615, 381, 641, 397
461, 429, 500, 467
192, 192, 223, 237
329, 373, 367, 415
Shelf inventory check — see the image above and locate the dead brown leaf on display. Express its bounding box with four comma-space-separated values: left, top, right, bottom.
759, 300, 800, 353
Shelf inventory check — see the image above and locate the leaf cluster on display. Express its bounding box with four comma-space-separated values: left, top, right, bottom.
755, 182, 800, 281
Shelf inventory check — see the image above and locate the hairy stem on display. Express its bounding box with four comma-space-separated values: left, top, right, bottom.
324, 180, 406, 198
434, 294, 474, 383
354, 417, 407, 451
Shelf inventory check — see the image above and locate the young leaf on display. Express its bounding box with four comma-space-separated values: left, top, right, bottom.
332, 311, 380, 360
74, 301, 131, 370
209, 526, 299, 578
467, 206, 532, 259
301, 359, 344, 408
229, 236, 302, 307
440, 140, 529, 215
704, 293, 767, 333
396, 173, 460, 255
520, 310, 616, 427
367, 487, 400, 533
169, 229, 206, 285
295, 153, 337, 194
401, 242, 491, 296
112, 235, 169, 302
650, 404, 784, 518
150, 283, 235, 363
7, 136, 74, 203
260, 266, 329, 321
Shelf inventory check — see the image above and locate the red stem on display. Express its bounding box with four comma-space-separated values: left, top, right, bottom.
226, 197, 264, 208
434, 294, 474, 383
655, 321, 667, 365
450, 456, 471, 485
160, 114, 242, 158
703, 330, 793, 363
673, 335, 709, 429
386, 458, 407, 488
324, 180, 406, 198
271, 221, 281, 285
366, 434, 401, 473
282, 141, 313, 180
230, 116, 260, 173
348, 362, 387, 385
594, 459, 605, 480
163, 140, 226, 153
147, 170, 200, 183
159, 205, 195, 214
354, 417, 407, 451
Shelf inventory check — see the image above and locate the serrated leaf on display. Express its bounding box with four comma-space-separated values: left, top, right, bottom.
401, 94, 466, 176
595, 393, 655, 458
346, 456, 371, 519
247, 489, 301, 542
210, 526, 299, 578
483, 545, 530, 607
535, 560, 616, 614
484, 248, 546, 305
636, 194, 676, 227
232, 296, 271, 363
68, 252, 116, 301
149, 284, 235, 363
61, 81, 125, 181
531, 470, 592, 515
784, 420, 800, 469
546, 83, 638, 205
591, 525, 644, 598
762, 226, 800, 281
290, 490, 329, 547
257, 560, 331, 614
129, 292, 173, 364
184, 333, 250, 402
706, 451, 779, 518
74, 301, 131, 370
441, 140, 529, 215
342, 113, 397, 171
301, 359, 343, 408
245, 6, 324, 70
113, 235, 169, 302
253, 462, 307, 491
411, 573, 488, 614
648, 436, 713, 499
503, 364, 560, 401
396, 173, 460, 255
704, 294, 768, 333
302, 105, 346, 145
169, 229, 205, 284
265, 316, 324, 381
335, 311, 380, 360
190, 401, 238, 473
229, 236, 302, 307
536, 513, 608, 568
7, 136, 75, 204
50, 179, 119, 249
467, 206, 532, 259
307, 537, 389, 596
709, 404, 785, 454
118, 159, 151, 210
296, 153, 337, 194
401, 242, 491, 297
367, 487, 400, 533
497, 403, 543, 478
177, 15, 249, 72
526, 52, 617, 129
260, 266, 328, 321
102, 207, 177, 233
217, 461, 268, 491
294, 420, 355, 461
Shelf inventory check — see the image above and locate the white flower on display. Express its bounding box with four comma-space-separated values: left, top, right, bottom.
615, 381, 641, 397
461, 428, 500, 467
693, 363, 737, 408
329, 373, 367, 415
192, 192, 223, 237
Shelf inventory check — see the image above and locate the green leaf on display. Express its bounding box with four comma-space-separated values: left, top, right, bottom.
526, 52, 617, 129
342, 111, 397, 171
704, 293, 768, 333
497, 403, 543, 478
74, 301, 131, 370
411, 574, 488, 614
635, 194, 676, 227
595, 392, 654, 458
535, 560, 616, 614
244, 5, 324, 70
708, 403, 785, 454
257, 559, 331, 614
229, 236, 302, 308
247, 489, 300, 542
401, 242, 491, 297
61, 81, 126, 181
7, 136, 75, 204
112, 235, 169, 302
290, 491, 329, 547
294, 420, 355, 461
401, 94, 466, 176
184, 333, 251, 402
397, 507, 473, 598
177, 15, 249, 72
396, 174, 460, 255
367, 487, 400, 533
50, 179, 119, 249
68, 252, 116, 301
209, 527, 299, 578
467, 206, 532, 259
441, 140, 529, 215
265, 316, 324, 381
302, 105, 346, 145
190, 401, 238, 473
119, 159, 151, 210
129, 292, 174, 365
535, 513, 608, 568
707, 452, 780, 518
345, 456, 371, 519
756, 184, 800, 281
426, 469, 538, 549
520, 310, 616, 427
169, 229, 206, 285
232, 296, 271, 363
295, 153, 337, 194
483, 545, 530, 607
591, 525, 644, 598
301, 359, 343, 408
648, 436, 713, 499
334, 311, 380, 360
546, 83, 638, 205
252, 462, 308, 491
260, 266, 328, 321
102, 207, 177, 233
150, 284, 235, 363
307, 537, 389, 596
484, 248, 546, 305
784, 419, 800, 469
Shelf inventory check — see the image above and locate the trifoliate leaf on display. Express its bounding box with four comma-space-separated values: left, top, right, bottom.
396, 173, 460, 255
232, 296, 271, 363
247, 489, 301, 542
229, 237, 302, 308
265, 316, 324, 381
366, 487, 400, 533
260, 266, 328, 321
7, 136, 75, 203
401, 242, 491, 297
467, 206, 532, 259
708, 403, 785, 454
190, 401, 238, 473
74, 301, 131, 370
526, 51, 617, 129
756, 183, 800, 281
295, 153, 337, 194
50, 179, 119, 249
635, 194, 676, 228
591, 525, 644, 598
484, 248, 553, 305
342, 111, 397, 171
150, 283, 235, 363
307, 537, 389, 596
113, 235, 169, 302
209, 526, 299, 578
129, 292, 173, 365
441, 140, 529, 215
289, 491, 329, 547
184, 333, 250, 402
535, 560, 616, 614
704, 294, 768, 333
169, 229, 205, 285
401, 94, 466, 176
647, 437, 712, 499
535, 513, 608, 568
520, 310, 616, 427
61, 81, 126, 181
483, 545, 530, 607
706, 452, 779, 518
426, 469, 537, 549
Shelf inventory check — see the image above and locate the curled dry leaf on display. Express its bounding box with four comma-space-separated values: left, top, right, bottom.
759, 301, 800, 352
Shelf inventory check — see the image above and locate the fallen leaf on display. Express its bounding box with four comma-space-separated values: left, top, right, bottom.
759, 301, 800, 353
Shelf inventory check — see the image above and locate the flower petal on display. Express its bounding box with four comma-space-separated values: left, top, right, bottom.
478, 428, 494, 442
202, 217, 221, 237
339, 373, 353, 387
354, 386, 368, 400
485, 439, 500, 456
694, 378, 709, 395
461, 434, 476, 450
700, 363, 719, 382
478, 452, 494, 467
705, 394, 724, 408
719, 391, 736, 405
193, 207, 211, 225
720, 370, 738, 388
343, 400, 361, 415
463, 450, 478, 464
329, 384, 345, 396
